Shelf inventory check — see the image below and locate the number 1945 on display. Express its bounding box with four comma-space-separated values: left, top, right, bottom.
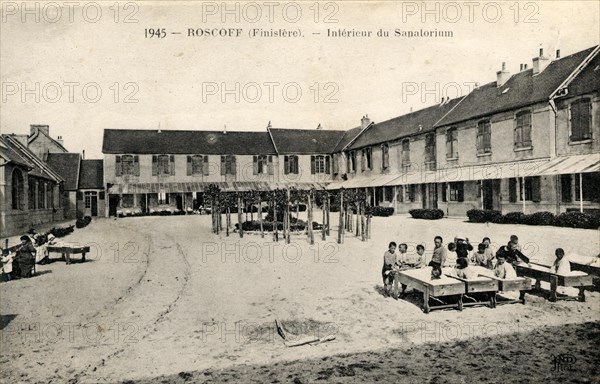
145, 28, 166, 38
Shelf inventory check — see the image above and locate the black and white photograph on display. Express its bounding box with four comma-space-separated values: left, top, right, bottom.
1, 1, 599, 383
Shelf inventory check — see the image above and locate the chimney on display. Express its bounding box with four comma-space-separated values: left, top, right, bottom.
496, 62, 510, 87
316, 123, 322, 130
57, 135, 64, 146
360, 115, 371, 129
532, 47, 550, 75
82, 150, 85, 159
30, 124, 49, 137
556, 49, 561, 59
440, 96, 445, 105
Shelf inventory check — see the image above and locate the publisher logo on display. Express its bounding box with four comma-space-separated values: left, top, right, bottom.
551, 354, 576, 372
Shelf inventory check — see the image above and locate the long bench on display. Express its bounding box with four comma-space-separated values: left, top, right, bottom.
472, 266, 532, 306
46, 245, 91, 264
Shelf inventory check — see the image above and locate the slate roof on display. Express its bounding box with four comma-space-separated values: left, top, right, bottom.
268, 128, 347, 154
348, 97, 464, 150
79, 159, 104, 189
333, 126, 363, 152
558, 48, 600, 98
1, 135, 63, 182
102, 129, 276, 155
46, 153, 81, 191
437, 46, 599, 127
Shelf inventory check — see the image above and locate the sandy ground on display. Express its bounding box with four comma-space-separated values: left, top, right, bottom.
1, 213, 598, 384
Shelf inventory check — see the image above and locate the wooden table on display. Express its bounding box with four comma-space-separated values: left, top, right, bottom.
515, 263, 593, 302
472, 266, 532, 306
46, 245, 90, 264
446, 271, 498, 309
395, 267, 466, 313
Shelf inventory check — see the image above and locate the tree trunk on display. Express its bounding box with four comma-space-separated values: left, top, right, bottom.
237, 194, 243, 238
367, 214, 371, 240
273, 201, 278, 242
337, 192, 344, 244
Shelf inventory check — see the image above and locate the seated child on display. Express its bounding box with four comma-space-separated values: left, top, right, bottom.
473, 243, 494, 269
550, 248, 571, 274
451, 257, 478, 279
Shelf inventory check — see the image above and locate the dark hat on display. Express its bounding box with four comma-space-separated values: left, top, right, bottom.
20, 235, 31, 242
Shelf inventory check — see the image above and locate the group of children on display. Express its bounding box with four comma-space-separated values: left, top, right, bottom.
381, 234, 571, 297
1, 231, 56, 281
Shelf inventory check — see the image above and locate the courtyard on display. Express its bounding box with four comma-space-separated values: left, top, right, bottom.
1, 213, 598, 383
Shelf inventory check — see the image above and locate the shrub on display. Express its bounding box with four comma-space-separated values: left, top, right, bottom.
503, 212, 526, 224
466, 209, 502, 223
523, 211, 555, 226
408, 209, 444, 220
553, 211, 599, 229
368, 206, 395, 217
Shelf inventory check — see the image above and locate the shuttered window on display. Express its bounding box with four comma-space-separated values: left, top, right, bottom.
570, 98, 592, 142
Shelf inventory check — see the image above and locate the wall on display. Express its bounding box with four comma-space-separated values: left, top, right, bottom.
555, 93, 600, 156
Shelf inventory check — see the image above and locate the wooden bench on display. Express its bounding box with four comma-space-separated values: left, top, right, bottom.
515, 263, 593, 302
46, 245, 90, 265
447, 272, 498, 309
395, 267, 467, 313
471, 266, 532, 306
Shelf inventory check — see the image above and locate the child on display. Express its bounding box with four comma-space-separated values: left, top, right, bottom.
494, 254, 517, 279
550, 248, 570, 274
415, 244, 426, 268
451, 257, 478, 279
473, 243, 493, 269
382, 242, 398, 297
1, 249, 13, 282
429, 236, 446, 268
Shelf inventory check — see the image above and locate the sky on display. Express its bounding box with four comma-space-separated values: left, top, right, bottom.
1, 0, 599, 158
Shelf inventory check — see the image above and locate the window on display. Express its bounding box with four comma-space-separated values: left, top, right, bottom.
449, 182, 464, 202
284, 155, 299, 174
347, 151, 356, 173
446, 128, 458, 159
384, 186, 394, 201
253, 155, 273, 175
152, 155, 174, 176
12, 169, 24, 210
116, 155, 139, 176
28, 178, 36, 209
158, 192, 169, 205
575, 173, 600, 202
220, 155, 236, 175
401, 139, 410, 166
311, 155, 330, 174
509, 178, 518, 202
425, 133, 436, 163
84, 191, 97, 208
441, 183, 447, 202
570, 98, 592, 142
188, 155, 209, 176
38, 182, 46, 209
476, 120, 492, 154
405, 185, 415, 202
514, 111, 532, 149
396, 186, 404, 203
519, 176, 541, 202
361, 148, 372, 171
47, 183, 53, 209
381, 144, 389, 170
561, 174, 572, 202
121, 194, 134, 208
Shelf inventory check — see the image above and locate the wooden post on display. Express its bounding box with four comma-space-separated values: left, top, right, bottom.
273, 198, 279, 242
367, 211, 371, 240
355, 202, 360, 237
322, 193, 326, 241
579, 172, 583, 213
338, 191, 344, 244
237, 194, 243, 238
361, 202, 366, 242
326, 192, 330, 236
259, 196, 264, 238
308, 190, 314, 245
226, 206, 230, 236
